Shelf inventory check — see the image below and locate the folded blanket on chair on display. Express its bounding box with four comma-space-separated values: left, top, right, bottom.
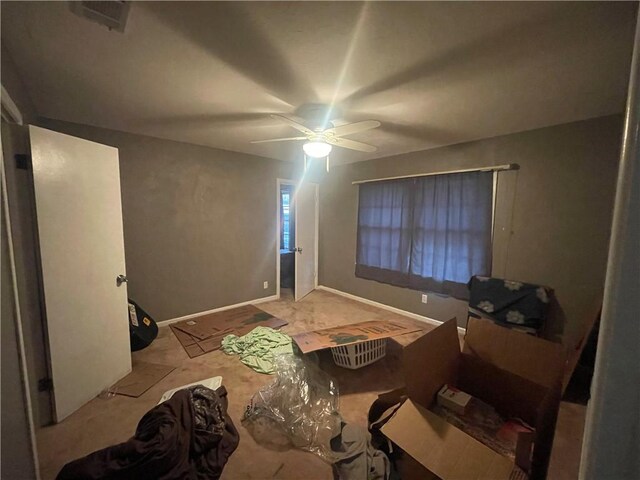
468, 275, 552, 333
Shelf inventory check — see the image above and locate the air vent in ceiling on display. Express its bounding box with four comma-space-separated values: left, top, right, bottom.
69, 1, 131, 33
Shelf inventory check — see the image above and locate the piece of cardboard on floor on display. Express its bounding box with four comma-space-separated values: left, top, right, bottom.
171, 319, 288, 358
291, 319, 424, 354
174, 305, 276, 340
170, 305, 288, 358
112, 361, 176, 398
172, 305, 281, 341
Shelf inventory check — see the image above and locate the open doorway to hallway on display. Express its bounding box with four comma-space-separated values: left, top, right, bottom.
278, 180, 295, 299
277, 178, 319, 302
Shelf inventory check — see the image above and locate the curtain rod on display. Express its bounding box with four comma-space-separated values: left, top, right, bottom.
351, 163, 519, 185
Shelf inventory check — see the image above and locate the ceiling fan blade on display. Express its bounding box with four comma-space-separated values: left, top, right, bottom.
326, 137, 377, 153
251, 136, 307, 144
324, 120, 381, 137
270, 114, 315, 135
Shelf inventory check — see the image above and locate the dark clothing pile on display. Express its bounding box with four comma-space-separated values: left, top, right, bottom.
57, 386, 239, 480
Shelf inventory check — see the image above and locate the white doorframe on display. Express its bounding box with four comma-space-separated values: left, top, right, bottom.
276, 178, 319, 299
314, 183, 319, 289
2, 86, 39, 476
1, 123, 40, 478
1, 84, 24, 125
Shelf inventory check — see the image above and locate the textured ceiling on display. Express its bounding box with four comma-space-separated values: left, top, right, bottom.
1, 1, 637, 164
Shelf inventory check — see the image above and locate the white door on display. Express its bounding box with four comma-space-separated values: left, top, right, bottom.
294, 181, 318, 301
29, 126, 131, 422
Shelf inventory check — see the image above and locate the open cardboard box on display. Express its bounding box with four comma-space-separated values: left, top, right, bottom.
380, 317, 566, 480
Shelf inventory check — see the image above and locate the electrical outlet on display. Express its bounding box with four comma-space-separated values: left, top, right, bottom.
263, 281, 269, 289
421, 293, 428, 304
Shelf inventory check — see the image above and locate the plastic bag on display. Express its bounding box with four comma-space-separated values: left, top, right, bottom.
242, 353, 341, 462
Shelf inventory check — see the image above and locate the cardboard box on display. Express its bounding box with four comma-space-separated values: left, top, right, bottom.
292, 320, 423, 354
561, 300, 601, 393
380, 317, 565, 480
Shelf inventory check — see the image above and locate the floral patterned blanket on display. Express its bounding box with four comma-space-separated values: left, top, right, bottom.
467, 276, 552, 333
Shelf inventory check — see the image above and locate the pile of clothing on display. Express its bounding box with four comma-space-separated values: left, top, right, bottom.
57, 386, 239, 480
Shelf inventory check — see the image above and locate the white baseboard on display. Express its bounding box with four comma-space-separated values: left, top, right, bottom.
157, 294, 279, 326
316, 285, 466, 334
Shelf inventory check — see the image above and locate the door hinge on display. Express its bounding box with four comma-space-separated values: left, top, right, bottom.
38, 377, 53, 392
15, 154, 30, 170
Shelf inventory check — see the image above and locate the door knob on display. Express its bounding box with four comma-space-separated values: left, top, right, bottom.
293, 247, 303, 253
116, 275, 128, 287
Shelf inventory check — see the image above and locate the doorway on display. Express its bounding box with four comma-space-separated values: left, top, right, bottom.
278, 180, 295, 299
276, 179, 318, 301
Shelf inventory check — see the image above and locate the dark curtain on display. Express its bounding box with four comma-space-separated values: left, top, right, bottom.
409, 171, 493, 298
355, 179, 413, 287
355, 171, 493, 299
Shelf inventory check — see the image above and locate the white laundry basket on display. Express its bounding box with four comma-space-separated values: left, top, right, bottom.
331, 338, 387, 369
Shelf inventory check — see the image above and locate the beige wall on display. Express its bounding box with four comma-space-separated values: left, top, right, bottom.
9, 114, 622, 342
37, 118, 295, 321
1, 44, 37, 123
319, 115, 622, 345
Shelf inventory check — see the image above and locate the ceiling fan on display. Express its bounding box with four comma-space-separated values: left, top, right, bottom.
250, 114, 381, 169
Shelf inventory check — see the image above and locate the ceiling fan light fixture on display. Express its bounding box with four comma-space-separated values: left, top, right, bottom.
303, 141, 332, 158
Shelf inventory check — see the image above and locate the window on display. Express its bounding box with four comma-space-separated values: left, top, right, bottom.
280, 185, 294, 251
355, 170, 493, 299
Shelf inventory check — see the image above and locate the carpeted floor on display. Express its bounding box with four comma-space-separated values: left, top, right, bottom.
36, 289, 586, 479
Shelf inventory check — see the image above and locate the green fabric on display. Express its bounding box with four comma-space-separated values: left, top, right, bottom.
221, 326, 293, 374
